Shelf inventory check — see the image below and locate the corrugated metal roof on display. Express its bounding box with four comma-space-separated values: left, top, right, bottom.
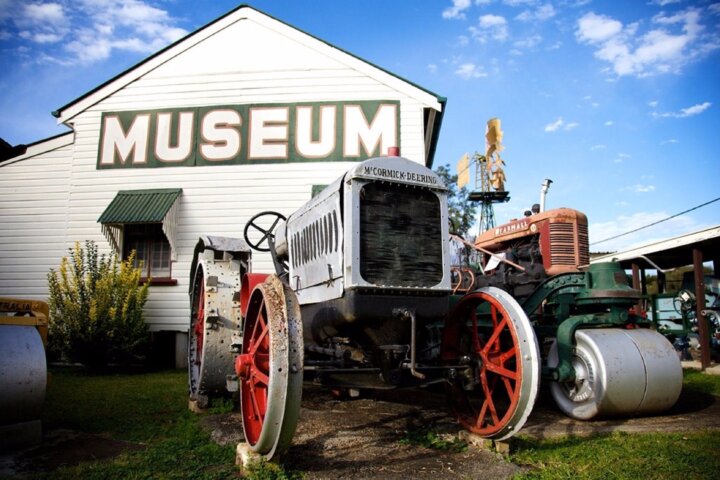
98, 188, 182, 224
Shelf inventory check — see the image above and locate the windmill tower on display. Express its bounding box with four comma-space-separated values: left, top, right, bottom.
464, 118, 510, 234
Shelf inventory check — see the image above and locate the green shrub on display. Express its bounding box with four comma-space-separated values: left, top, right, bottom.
47, 240, 150, 369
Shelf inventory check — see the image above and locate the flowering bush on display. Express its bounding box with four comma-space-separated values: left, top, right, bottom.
48, 240, 150, 369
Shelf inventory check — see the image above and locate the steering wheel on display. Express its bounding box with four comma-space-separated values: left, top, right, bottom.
243, 211, 286, 252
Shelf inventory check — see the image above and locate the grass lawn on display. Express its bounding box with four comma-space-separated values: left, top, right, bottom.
13, 367, 720, 479
510, 369, 720, 480
39, 369, 239, 479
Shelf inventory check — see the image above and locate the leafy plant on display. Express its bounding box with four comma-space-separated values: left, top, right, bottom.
47, 240, 150, 369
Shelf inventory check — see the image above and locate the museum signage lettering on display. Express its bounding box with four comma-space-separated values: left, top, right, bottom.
97, 100, 400, 169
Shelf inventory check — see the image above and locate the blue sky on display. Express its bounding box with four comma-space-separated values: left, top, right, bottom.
0, 0, 718, 253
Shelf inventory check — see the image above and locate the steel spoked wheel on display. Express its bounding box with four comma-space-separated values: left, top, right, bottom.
236, 275, 303, 458
188, 265, 209, 407
441, 287, 540, 440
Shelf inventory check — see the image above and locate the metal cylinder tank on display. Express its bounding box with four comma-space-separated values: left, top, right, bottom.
0, 325, 47, 448
548, 328, 682, 420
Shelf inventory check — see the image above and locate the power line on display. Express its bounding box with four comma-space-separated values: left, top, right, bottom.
591, 195, 720, 246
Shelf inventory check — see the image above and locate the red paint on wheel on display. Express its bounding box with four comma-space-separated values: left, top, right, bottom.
441, 291, 523, 437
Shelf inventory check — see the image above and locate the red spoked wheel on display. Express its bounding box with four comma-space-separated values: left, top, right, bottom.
236, 275, 303, 458
441, 287, 540, 440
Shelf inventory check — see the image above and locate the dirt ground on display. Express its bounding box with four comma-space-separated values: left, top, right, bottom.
203, 380, 720, 479
3, 377, 719, 479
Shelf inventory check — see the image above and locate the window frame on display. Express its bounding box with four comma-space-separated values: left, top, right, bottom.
122, 223, 177, 286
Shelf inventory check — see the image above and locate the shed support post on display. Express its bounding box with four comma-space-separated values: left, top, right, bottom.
693, 248, 710, 370
657, 270, 666, 294
631, 263, 642, 314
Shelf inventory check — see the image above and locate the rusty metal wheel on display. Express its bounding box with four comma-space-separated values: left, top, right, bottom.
236, 275, 303, 458
188, 264, 211, 407
441, 287, 540, 440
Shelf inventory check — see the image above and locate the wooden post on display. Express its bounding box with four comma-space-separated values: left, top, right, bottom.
693, 248, 710, 370
657, 270, 666, 294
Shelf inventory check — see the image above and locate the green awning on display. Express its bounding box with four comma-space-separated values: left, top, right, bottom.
99, 188, 182, 261
98, 188, 182, 224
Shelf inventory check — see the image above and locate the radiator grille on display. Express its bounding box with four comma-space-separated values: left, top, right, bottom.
549, 222, 577, 266
359, 182, 443, 287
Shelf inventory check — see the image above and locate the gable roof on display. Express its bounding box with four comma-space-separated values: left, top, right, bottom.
53, 4, 445, 123
0, 131, 73, 167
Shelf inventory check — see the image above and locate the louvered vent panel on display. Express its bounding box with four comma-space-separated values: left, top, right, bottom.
549, 223, 577, 266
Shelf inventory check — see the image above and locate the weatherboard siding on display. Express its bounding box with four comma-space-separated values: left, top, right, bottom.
0, 140, 72, 298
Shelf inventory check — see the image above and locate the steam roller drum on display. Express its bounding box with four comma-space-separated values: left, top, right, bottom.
548, 328, 682, 420
0, 325, 47, 447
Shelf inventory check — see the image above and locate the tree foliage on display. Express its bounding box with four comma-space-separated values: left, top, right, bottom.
48, 240, 150, 369
435, 163, 477, 238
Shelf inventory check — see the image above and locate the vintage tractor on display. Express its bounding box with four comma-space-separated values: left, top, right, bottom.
188, 155, 682, 460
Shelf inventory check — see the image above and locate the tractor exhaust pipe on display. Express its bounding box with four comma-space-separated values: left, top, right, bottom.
540, 178, 553, 212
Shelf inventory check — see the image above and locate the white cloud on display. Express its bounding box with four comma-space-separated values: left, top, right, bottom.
545, 117, 564, 132
470, 14, 509, 42
661, 138, 679, 145
575, 8, 719, 77
23, 3, 66, 24
614, 152, 631, 163
710, 3, 720, 16
653, 101, 711, 118
650, 0, 683, 5
630, 184, 655, 193
455, 62, 488, 79
604, 120, 614, 126
443, 0, 472, 20
514, 34, 542, 49
503, 0, 537, 6
427, 63, 438, 73
648, 100, 659, 108
5, 0, 189, 65
576, 12, 623, 43
591, 144, 607, 150
544, 117, 579, 132
516, 3, 556, 22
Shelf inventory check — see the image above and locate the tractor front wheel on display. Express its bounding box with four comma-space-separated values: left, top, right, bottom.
441, 287, 540, 441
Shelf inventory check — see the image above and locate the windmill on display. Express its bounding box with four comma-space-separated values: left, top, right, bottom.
457, 118, 510, 236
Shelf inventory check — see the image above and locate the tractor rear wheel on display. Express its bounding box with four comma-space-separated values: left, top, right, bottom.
188, 265, 212, 407
441, 287, 540, 441
236, 275, 303, 459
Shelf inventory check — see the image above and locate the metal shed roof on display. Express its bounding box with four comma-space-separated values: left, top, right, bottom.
591, 224, 720, 271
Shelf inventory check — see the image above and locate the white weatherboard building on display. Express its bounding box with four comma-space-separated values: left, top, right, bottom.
0, 5, 445, 365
